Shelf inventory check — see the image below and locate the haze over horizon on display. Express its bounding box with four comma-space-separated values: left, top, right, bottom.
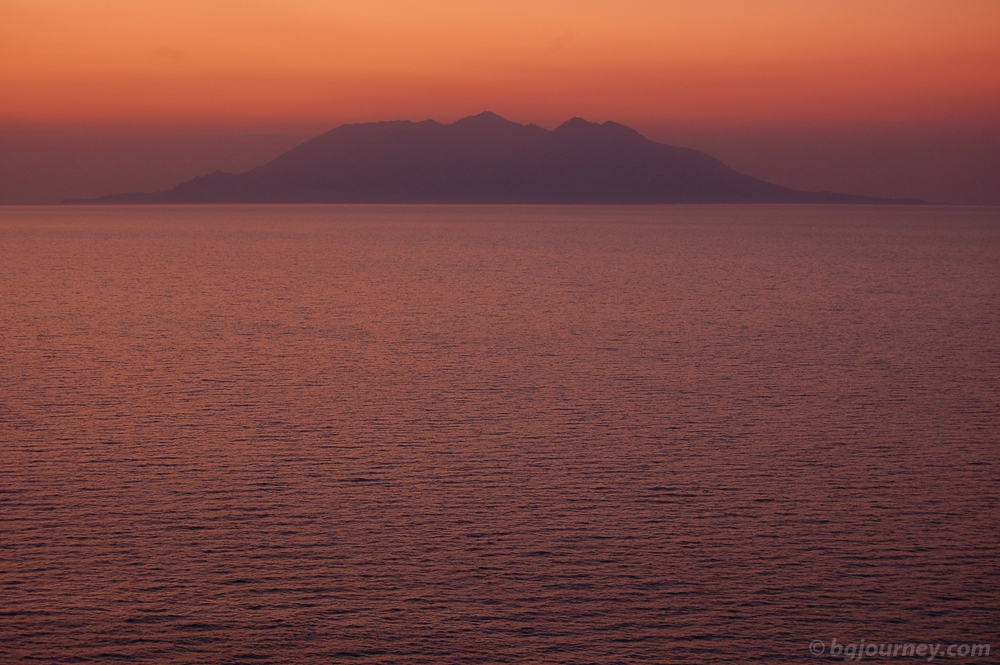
2, 0, 998, 204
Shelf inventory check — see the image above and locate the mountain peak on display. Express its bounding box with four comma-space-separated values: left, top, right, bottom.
554, 118, 645, 142
452, 111, 519, 128
555, 117, 599, 132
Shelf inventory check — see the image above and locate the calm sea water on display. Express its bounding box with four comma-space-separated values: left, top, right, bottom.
1, 205, 997, 664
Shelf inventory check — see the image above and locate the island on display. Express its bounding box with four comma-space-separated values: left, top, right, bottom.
68, 112, 921, 204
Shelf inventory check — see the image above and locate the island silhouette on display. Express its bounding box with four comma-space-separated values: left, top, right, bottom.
68, 112, 921, 204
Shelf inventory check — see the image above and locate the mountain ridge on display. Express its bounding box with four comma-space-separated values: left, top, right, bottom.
66, 112, 926, 204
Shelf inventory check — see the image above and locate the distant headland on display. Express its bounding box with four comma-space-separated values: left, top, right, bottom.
66, 112, 925, 204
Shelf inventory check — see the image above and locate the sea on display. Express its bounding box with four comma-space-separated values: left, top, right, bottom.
1, 204, 997, 663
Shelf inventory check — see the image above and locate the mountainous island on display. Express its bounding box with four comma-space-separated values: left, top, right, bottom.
69, 112, 919, 204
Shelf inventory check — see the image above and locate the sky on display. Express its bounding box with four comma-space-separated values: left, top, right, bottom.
2, 0, 998, 203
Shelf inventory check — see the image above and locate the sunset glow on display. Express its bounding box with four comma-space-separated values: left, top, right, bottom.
3, 0, 998, 131
2, 0, 998, 205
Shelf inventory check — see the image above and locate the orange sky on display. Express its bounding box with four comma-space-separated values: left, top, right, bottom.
2, 1, 998, 205
3, 0, 998, 132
